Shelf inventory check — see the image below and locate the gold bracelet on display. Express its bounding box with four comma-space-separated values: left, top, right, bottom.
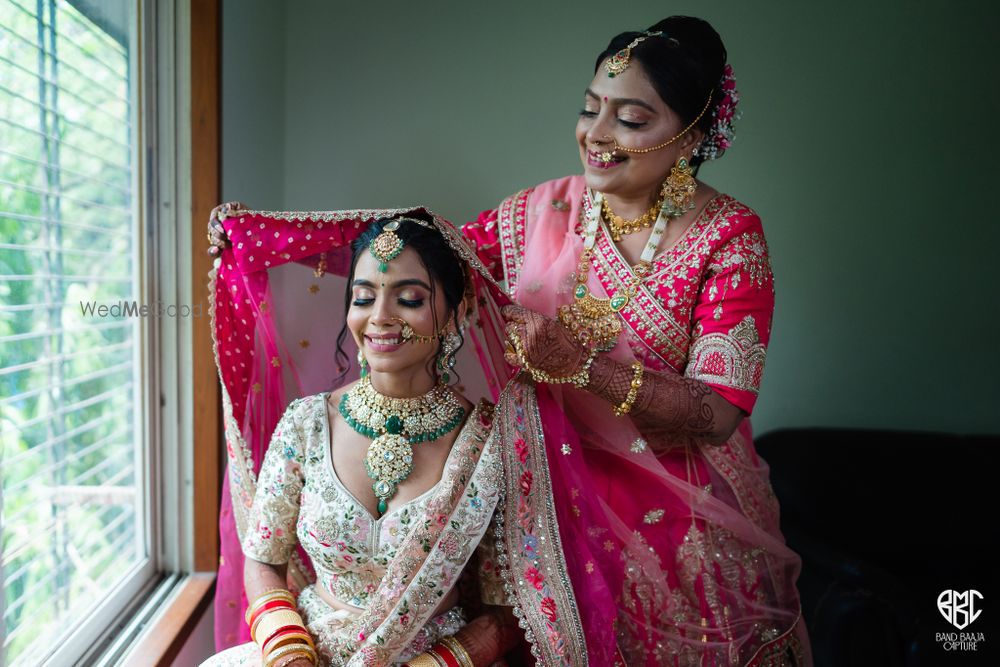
263, 643, 316, 667
508, 330, 597, 388
613, 361, 644, 417
245, 589, 296, 624
440, 635, 475, 667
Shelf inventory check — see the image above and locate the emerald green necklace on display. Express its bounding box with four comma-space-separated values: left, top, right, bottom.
339, 376, 465, 515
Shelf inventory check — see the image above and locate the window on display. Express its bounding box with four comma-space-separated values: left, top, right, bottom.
0, 1, 152, 665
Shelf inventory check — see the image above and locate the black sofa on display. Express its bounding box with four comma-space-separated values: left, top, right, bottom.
756, 429, 999, 667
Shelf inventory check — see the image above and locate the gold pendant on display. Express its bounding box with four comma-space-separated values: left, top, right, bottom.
558, 283, 623, 352
365, 433, 414, 515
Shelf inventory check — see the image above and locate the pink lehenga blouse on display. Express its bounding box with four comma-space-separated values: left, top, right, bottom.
463, 175, 810, 666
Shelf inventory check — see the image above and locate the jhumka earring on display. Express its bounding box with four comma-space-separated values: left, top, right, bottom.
357, 348, 369, 378
436, 330, 460, 384
660, 156, 697, 219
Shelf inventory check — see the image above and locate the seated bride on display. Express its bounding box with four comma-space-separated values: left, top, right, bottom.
203, 214, 517, 667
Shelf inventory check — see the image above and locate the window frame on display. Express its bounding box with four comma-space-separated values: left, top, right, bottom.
0, 0, 156, 664
5, 0, 223, 663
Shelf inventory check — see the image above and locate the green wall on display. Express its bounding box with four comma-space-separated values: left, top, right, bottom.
223, 0, 999, 435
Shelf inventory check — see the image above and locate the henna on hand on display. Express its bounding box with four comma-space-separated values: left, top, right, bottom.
451, 606, 522, 666
502, 305, 589, 379
207, 200, 245, 255
585, 355, 743, 446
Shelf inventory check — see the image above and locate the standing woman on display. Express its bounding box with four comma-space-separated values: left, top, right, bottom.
208, 16, 809, 665
463, 16, 810, 666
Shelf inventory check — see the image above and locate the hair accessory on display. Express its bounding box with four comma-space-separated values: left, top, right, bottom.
660, 156, 697, 218
605, 31, 663, 77
370, 220, 403, 272
693, 63, 740, 162
369, 217, 435, 272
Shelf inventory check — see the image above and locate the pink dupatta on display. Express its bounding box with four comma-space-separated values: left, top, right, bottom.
477, 177, 809, 666
209, 206, 511, 661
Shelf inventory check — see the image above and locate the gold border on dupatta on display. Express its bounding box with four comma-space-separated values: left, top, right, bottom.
494, 380, 588, 667
341, 400, 502, 665
496, 188, 531, 296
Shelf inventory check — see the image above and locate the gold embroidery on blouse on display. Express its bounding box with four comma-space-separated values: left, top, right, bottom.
686, 315, 766, 395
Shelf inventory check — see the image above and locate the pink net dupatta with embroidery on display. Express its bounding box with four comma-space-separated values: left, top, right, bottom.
478, 183, 809, 666
209, 206, 511, 653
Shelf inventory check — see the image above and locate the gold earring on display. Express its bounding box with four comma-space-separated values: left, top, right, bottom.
660, 156, 697, 218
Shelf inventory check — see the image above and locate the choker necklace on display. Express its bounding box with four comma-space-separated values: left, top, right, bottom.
339, 376, 465, 515
601, 191, 665, 242
557, 189, 669, 352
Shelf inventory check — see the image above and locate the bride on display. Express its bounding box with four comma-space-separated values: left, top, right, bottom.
203, 213, 518, 666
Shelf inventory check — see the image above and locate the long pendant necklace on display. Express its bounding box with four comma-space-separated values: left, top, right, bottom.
339, 376, 465, 515
557, 189, 669, 352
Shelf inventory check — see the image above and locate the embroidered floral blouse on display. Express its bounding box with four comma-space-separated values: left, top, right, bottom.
463, 177, 775, 414
242, 393, 497, 609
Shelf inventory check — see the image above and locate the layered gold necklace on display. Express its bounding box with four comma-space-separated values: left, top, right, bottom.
339, 376, 465, 515
601, 190, 666, 242
557, 189, 669, 352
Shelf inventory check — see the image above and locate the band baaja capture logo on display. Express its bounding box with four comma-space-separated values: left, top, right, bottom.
936, 590, 985, 652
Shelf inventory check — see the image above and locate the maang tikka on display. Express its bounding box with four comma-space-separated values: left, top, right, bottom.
369, 217, 435, 272
605, 31, 664, 77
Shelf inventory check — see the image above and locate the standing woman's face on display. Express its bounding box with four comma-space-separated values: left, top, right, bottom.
347, 247, 449, 380
575, 60, 698, 200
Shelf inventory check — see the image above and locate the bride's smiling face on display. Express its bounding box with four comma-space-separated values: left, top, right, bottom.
347, 247, 450, 379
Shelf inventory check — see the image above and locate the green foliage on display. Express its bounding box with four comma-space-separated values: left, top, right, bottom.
1, 1, 141, 663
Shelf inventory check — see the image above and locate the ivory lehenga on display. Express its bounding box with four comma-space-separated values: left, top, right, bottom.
206, 207, 510, 665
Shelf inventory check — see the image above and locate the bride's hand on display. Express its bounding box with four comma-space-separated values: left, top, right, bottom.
279, 659, 313, 667
206, 201, 246, 256
501, 305, 589, 378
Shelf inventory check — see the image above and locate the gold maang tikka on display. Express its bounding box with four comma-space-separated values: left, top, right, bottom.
604, 31, 663, 78
369, 217, 434, 272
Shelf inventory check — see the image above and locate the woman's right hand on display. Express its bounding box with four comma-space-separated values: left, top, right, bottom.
207, 201, 246, 256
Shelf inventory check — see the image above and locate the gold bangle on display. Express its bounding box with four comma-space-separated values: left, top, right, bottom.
406, 652, 447, 667
440, 636, 475, 667
508, 330, 597, 388
252, 609, 306, 645
613, 361, 644, 417
245, 589, 296, 624
263, 643, 316, 667
262, 630, 314, 657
